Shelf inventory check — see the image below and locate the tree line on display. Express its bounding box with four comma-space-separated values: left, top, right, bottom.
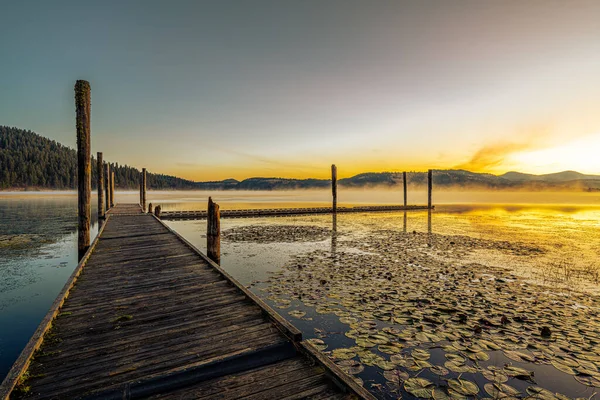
0, 126, 197, 190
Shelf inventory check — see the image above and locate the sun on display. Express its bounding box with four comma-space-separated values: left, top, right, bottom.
509, 134, 600, 174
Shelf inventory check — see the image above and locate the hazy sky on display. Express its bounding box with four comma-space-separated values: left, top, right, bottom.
2, 1, 600, 180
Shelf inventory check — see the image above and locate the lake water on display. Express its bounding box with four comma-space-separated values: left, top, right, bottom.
1, 190, 600, 398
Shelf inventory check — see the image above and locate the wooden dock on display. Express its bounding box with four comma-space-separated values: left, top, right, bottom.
1, 204, 373, 400
161, 204, 431, 220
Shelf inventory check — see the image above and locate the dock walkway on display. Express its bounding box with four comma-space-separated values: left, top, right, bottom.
1, 204, 372, 400
161, 204, 430, 220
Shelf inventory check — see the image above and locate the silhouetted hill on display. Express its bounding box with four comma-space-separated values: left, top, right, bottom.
2, 126, 599, 191
500, 170, 600, 182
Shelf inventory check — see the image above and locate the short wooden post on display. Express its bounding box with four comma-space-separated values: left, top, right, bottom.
111, 171, 115, 207
105, 163, 110, 211
154, 205, 161, 218
97, 152, 104, 219
142, 168, 147, 212
403, 171, 407, 207
331, 164, 337, 214
75, 80, 91, 259
148, 202, 153, 214
427, 169, 433, 209
207, 197, 221, 264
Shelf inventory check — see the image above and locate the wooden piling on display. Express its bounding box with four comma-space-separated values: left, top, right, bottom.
75, 80, 91, 258
111, 171, 115, 207
97, 152, 104, 219
331, 164, 337, 214
154, 205, 161, 218
104, 163, 110, 211
427, 169, 433, 209
403, 171, 407, 207
139, 171, 142, 206
148, 202, 153, 214
207, 197, 221, 264
142, 168, 147, 212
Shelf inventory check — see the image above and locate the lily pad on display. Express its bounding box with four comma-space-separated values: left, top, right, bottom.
288, 310, 306, 318
448, 379, 479, 395
306, 338, 328, 351
404, 377, 434, 399
331, 348, 356, 360
336, 359, 364, 375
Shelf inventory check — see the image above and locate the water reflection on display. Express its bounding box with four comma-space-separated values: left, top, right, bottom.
0, 196, 99, 379
427, 209, 432, 234
331, 213, 338, 257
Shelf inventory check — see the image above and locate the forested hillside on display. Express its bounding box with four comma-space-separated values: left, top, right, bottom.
0, 126, 196, 190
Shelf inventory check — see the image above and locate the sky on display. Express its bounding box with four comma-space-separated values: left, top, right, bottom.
1, 0, 600, 180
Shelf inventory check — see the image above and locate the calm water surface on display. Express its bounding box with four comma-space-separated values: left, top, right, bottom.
1, 190, 599, 397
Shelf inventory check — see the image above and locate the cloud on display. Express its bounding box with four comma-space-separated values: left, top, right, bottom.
454, 123, 558, 172
454, 142, 535, 171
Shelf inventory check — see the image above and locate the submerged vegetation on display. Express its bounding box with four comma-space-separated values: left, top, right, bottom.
244, 225, 600, 399
223, 225, 333, 243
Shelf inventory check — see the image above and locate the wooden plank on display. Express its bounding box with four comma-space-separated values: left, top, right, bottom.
146, 357, 322, 399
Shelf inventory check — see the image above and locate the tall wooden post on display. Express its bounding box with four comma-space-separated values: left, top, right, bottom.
139, 171, 142, 206
111, 171, 115, 207
207, 197, 221, 264
427, 169, 433, 209
331, 164, 337, 214
142, 168, 147, 212
97, 152, 104, 219
104, 163, 110, 211
403, 171, 407, 207
75, 80, 91, 259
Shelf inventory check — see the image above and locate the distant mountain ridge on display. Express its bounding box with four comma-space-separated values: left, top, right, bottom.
1, 126, 599, 191
500, 170, 600, 182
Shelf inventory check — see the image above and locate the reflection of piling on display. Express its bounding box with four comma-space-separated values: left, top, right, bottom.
403, 171, 407, 207
142, 168, 147, 212
331, 213, 337, 257
111, 171, 115, 207
331, 164, 337, 214
428, 209, 432, 234
427, 169, 433, 209
75, 80, 91, 259
97, 152, 104, 219
207, 197, 221, 264
403, 211, 407, 233
105, 163, 110, 211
